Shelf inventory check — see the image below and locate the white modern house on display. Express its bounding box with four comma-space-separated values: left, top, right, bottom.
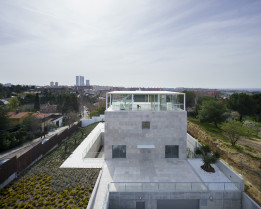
62, 91, 260, 209
104, 91, 187, 160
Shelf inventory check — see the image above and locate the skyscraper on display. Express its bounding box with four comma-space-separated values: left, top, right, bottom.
76, 76, 79, 86
80, 76, 84, 86
76, 76, 84, 86
86, 80, 90, 86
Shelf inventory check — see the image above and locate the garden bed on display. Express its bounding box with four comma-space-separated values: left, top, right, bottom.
0, 123, 100, 208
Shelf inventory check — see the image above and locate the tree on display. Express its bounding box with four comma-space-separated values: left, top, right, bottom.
194, 96, 215, 116
7, 97, 19, 111
0, 107, 11, 131
252, 93, 261, 122
21, 115, 40, 134
198, 100, 227, 127
34, 93, 40, 111
65, 111, 80, 127
182, 90, 195, 109
0, 107, 11, 150
78, 127, 85, 139
90, 106, 105, 118
195, 145, 220, 173
222, 120, 248, 146
227, 93, 256, 121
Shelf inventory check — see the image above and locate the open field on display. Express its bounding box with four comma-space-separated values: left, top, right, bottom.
0, 123, 99, 208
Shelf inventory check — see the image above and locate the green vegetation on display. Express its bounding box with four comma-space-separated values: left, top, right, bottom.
0, 123, 99, 208
195, 145, 220, 173
90, 106, 105, 118
7, 97, 20, 111
198, 100, 227, 128
34, 93, 40, 111
0, 108, 42, 151
227, 93, 257, 121
182, 90, 195, 109
222, 120, 248, 146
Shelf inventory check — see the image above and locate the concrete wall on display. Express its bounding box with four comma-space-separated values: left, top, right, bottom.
242, 192, 261, 209
109, 191, 241, 209
81, 115, 104, 127
187, 133, 201, 152
104, 110, 187, 160
87, 133, 104, 153
215, 161, 244, 191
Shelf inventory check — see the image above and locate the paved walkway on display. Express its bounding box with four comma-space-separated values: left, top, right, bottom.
0, 126, 69, 160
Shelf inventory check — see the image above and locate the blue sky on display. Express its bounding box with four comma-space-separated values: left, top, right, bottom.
0, 0, 261, 88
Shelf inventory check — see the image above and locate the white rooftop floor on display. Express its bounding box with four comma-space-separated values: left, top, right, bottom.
60, 123, 238, 209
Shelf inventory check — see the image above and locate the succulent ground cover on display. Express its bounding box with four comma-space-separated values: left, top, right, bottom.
0, 123, 100, 208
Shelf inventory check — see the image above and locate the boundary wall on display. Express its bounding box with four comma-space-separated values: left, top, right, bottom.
0, 122, 81, 189
81, 115, 104, 127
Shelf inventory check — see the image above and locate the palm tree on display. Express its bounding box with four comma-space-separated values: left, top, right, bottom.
195, 145, 220, 173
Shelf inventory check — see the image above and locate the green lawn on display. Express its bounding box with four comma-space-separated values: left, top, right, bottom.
0, 123, 99, 209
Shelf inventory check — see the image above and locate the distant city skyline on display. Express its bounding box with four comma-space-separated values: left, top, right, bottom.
0, 0, 261, 88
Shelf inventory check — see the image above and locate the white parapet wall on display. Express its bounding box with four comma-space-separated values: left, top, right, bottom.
60, 122, 104, 168
81, 115, 105, 127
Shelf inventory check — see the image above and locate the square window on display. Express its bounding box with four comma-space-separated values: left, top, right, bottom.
165, 145, 179, 158
136, 201, 145, 209
112, 145, 126, 158
142, 121, 150, 129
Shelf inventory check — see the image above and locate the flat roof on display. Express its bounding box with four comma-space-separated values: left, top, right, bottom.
107, 91, 184, 95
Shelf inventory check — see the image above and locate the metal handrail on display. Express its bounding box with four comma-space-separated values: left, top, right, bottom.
108, 182, 240, 192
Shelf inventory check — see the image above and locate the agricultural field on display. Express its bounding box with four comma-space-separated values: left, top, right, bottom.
0, 123, 100, 208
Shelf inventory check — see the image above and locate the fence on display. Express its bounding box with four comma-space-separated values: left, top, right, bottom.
0, 122, 81, 188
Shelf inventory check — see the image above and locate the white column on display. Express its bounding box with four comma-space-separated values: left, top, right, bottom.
183, 93, 186, 110
158, 94, 160, 111
105, 93, 108, 110
132, 94, 134, 111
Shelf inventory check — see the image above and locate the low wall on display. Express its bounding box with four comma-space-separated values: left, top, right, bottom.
81, 115, 104, 127
216, 161, 244, 191
86, 169, 103, 209
242, 192, 261, 209
187, 133, 201, 152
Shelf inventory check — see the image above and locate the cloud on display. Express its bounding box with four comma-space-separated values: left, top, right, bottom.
0, 0, 260, 88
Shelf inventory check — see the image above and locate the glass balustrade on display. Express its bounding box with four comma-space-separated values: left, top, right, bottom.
106, 91, 186, 111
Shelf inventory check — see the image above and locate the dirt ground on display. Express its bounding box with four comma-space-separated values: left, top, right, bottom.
238, 137, 261, 157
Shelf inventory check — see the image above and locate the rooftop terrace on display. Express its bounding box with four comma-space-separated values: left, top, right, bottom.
106, 91, 186, 112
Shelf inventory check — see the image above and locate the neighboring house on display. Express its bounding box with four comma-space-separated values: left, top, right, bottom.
32, 112, 63, 132
7, 111, 63, 131
49, 113, 63, 127
0, 99, 9, 105
8, 111, 32, 125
